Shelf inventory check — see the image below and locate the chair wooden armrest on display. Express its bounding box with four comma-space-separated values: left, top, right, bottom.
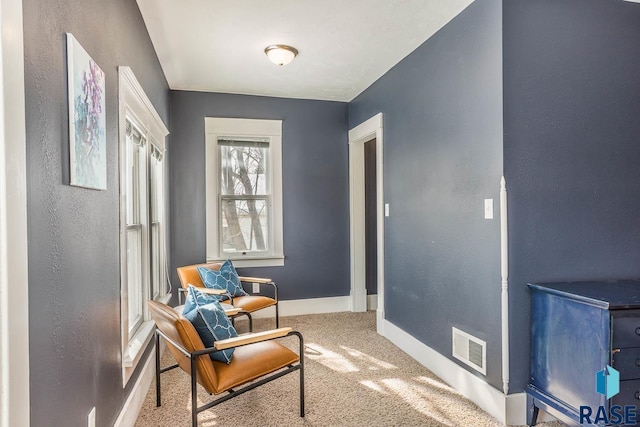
238, 276, 273, 284
224, 307, 242, 316
238, 276, 278, 301
178, 285, 228, 304
192, 287, 227, 296
214, 327, 293, 350
180, 286, 227, 296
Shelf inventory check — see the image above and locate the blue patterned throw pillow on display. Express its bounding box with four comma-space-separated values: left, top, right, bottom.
197, 260, 248, 298
183, 286, 238, 363
183, 284, 220, 313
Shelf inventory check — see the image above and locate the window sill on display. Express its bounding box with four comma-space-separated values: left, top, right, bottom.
122, 293, 171, 385
122, 320, 154, 385
206, 255, 284, 268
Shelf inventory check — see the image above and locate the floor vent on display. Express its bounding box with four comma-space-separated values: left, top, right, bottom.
452, 327, 486, 375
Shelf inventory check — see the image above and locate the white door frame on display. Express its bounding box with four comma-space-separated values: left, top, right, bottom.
0, 0, 30, 425
348, 113, 385, 332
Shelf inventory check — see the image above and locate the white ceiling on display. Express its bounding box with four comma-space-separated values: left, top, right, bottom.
136, 0, 474, 102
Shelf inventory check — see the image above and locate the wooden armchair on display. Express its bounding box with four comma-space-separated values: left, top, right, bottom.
177, 262, 279, 328
148, 300, 304, 426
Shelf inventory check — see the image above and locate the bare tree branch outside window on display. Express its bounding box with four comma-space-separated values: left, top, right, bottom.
219, 138, 269, 254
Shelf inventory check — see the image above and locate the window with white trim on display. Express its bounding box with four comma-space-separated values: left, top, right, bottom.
205, 118, 284, 267
119, 66, 170, 385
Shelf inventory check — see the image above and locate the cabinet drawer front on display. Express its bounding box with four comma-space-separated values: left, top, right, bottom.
612, 379, 640, 414
613, 316, 640, 348
613, 348, 640, 380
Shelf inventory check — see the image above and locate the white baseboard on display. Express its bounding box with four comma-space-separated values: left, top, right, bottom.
382, 319, 542, 426
249, 294, 378, 320
248, 295, 352, 319
367, 294, 377, 311
114, 345, 157, 427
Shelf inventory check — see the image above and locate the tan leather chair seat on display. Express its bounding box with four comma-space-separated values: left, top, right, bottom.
231, 295, 277, 313
214, 341, 299, 393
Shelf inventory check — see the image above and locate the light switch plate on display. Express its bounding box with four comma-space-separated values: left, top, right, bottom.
484, 199, 494, 220
385, 203, 390, 217
252, 282, 260, 294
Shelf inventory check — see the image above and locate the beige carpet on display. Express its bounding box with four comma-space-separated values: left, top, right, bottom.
135, 311, 564, 427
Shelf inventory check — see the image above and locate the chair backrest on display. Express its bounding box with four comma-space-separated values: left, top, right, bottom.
176, 263, 223, 289
147, 300, 220, 393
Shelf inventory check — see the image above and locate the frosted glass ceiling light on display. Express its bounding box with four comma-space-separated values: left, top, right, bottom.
264, 45, 298, 66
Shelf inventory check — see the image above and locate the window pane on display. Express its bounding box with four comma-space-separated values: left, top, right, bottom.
150, 223, 160, 300
127, 228, 143, 334
149, 153, 163, 301
220, 141, 268, 196
125, 141, 138, 225
221, 198, 268, 253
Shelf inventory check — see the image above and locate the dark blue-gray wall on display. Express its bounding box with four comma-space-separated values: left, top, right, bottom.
23, 0, 169, 425
169, 91, 349, 300
349, 0, 504, 388
504, 0, 640, 392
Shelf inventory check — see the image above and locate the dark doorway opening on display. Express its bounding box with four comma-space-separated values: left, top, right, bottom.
364, 138, 377, 299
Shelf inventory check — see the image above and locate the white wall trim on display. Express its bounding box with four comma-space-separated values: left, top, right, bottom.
382, 319, 525, 425
500, 176, 510, 394
204, 117, 284, 266
248, 295, 379, 320
118, 66, 170, 387
114, 346, 157, 427
249, 295, 352, 319
0, 0, 29, 426
348, 113, 384, 324
367, 294, 377, 311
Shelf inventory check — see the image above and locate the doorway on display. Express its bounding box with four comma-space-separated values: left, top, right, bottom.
364, 139, 377, 301
348, 113, 384, 334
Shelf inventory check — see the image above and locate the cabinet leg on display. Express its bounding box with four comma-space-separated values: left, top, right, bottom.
526, 394, 539, 426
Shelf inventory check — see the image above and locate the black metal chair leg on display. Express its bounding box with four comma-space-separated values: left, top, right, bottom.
246, 312, 253, 332
296, 331, 305, 417
275, 302, 280, 328
155, 331, 161, 407
191, 356, 198, 427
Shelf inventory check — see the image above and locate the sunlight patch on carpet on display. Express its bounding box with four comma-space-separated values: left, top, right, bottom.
380, 378, 459, 426
304, 343, 359, 372
359, 380, 389, 395
340, 346, 397, 370
414, 376, 458, 393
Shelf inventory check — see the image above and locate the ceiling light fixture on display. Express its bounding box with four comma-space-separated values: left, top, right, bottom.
264, 45, 298, 66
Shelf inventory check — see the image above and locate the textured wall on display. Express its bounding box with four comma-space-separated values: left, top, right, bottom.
503, 0, 640, 392
169, 91, 349, 300
349, 0, 504, 388
22, 0, 169, 424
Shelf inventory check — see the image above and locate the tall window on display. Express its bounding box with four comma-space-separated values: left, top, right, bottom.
206, 118, 283, 267
125, 119, 146, 338
119, 67, 169, 385
149, 140, 165, 302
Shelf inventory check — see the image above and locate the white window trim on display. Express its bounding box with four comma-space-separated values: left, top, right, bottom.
0, 0, 30, 425
118, 66, 170, 385
205, 118, 284, 268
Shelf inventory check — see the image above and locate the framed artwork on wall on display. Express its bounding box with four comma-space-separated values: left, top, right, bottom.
66, 33, 106, 190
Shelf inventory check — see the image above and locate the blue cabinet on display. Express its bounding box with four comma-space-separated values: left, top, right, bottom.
527, 281, 640, 426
